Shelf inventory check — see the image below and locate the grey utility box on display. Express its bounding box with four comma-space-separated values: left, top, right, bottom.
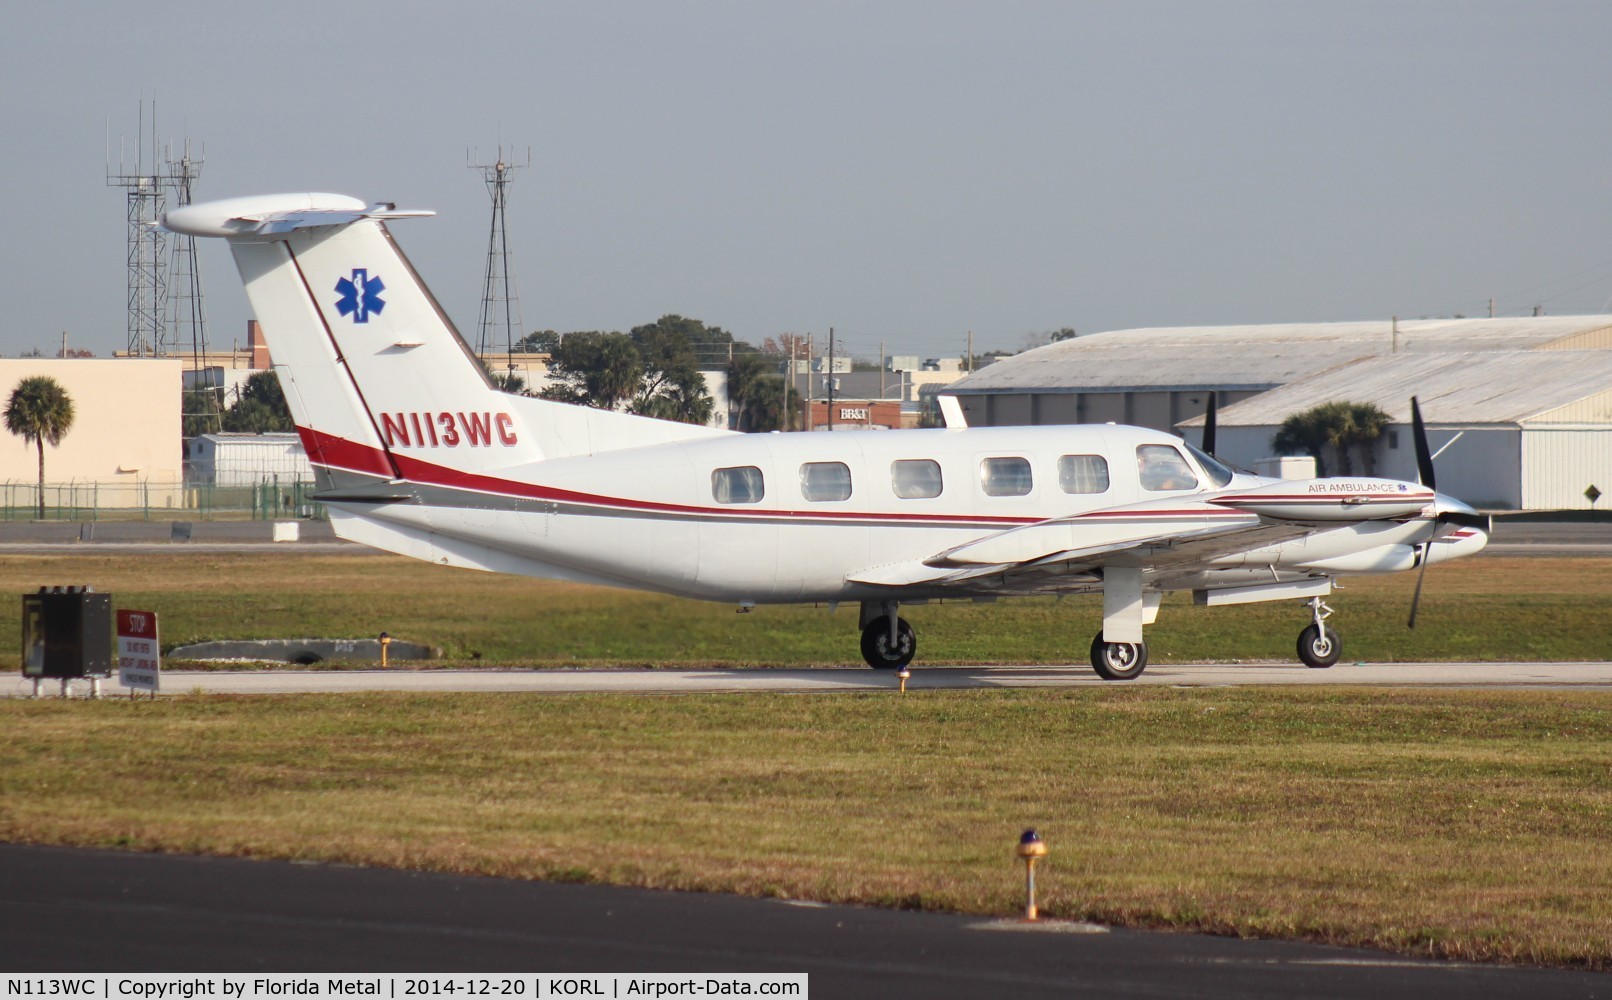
21, 587, 112, 679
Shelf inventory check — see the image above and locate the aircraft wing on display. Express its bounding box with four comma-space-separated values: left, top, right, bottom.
845, 511, 1317, 594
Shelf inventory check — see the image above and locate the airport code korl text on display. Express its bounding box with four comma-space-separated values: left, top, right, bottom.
5, 978, 805, 1000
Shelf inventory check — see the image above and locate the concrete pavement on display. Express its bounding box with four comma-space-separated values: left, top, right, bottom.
15, 661, 1612, 699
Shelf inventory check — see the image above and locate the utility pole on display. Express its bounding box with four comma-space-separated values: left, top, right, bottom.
827, 327, 835, 432
966, 330, 973, 372
805, 332, 814, 432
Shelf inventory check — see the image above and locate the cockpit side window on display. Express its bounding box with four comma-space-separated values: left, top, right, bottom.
1183, 442, 1234, 488
1136, 444, 1199, 492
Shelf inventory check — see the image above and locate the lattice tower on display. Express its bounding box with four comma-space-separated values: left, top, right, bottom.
166, 140, 220, 436
469, 146, 531, 360
106, 103, 169, 357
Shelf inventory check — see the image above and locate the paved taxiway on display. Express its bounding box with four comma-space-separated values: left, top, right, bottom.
0, 513, 1608, 554
4, 844, 1603, 998
20, 660, 1609, 698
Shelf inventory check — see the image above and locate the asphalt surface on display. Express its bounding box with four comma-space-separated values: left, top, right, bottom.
2, 845, 1604, 998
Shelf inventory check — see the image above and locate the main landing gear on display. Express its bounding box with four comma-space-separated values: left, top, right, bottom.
859, 601, 916, 669
1297, 595, 1341, 668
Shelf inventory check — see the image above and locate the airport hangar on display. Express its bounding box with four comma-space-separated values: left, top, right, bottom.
943, 315, 1612, 510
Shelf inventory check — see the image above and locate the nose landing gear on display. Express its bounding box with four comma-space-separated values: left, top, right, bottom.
1090, 632, 1149, 680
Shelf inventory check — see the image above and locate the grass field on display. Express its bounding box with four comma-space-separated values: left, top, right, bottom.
2, 687, 1609, 968
0, 553, 1608, 667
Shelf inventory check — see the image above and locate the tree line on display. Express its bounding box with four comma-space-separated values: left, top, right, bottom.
519, 314, 801, 431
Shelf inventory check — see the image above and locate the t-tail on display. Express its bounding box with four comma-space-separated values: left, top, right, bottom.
161, 193, 726, 496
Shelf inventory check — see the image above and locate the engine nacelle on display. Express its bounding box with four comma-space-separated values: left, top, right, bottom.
1207, 478, 1434, 522
1292, 544, 1419, 574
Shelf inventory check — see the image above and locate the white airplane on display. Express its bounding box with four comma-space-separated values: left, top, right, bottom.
163, 193, 1490, 679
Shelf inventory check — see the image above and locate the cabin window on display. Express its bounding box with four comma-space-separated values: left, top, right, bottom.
800, 462, 852, 502
1057, 454, 1110, 494
712, 466, 765, 504
1136, 444, 1199, 491
891, 459, 943, 499
980, 457, 1033, 497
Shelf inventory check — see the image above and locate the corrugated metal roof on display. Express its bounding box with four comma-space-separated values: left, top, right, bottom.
948, 315, 1612, 394
1184, 351, 1612, 427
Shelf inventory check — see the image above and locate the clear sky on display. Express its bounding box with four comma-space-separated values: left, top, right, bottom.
3, 0, 1611, 362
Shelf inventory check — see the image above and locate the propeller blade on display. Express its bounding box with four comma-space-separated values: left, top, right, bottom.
1202, 391, 1218, 456
1407, 541, 1430, 629
1411, 396, 1436, 492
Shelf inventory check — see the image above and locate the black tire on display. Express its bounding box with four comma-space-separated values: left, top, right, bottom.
1090, 631, 1149, 680
1297, 624, 1342, 668
860, 616, 916, 669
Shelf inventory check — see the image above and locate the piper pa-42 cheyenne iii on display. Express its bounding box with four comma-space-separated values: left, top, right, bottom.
163, 193, 1491, 679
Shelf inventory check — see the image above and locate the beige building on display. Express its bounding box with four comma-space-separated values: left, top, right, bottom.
0, 359, 182, 490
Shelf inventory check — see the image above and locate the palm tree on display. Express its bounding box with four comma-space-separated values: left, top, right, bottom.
726, 352, 769, 431
4, 375, 75, 520
1272, 400, 1392, 477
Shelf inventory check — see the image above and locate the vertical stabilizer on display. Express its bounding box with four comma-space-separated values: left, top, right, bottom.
165, 194, 542, 486
163, 193, 729, 483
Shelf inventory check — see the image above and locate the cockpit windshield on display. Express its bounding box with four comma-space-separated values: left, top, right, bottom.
1183, 442, 1235, 488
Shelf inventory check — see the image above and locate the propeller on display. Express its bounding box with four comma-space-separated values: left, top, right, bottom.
1407, 396, 1433, 628
1202, 391, 1218, 456
1410, 396, 1435, 493
1404, 397, 1490, 628
1407, 396, 1435, 628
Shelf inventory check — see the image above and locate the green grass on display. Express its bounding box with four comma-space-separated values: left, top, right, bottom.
0, 553, 1608, 667
2, 688, 1609, 968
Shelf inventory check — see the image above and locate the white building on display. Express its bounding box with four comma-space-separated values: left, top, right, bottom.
944, 315, 1612, 432
187, 433, 313, 488
1183, 351, 1612, 510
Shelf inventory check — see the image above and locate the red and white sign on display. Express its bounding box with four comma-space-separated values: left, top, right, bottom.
117, 610, 160, 693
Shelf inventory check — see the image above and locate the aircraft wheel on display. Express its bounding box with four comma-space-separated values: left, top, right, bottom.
1297, 624, 1342, 668
860, 616, 916, 670
1090, 632, 1148, 680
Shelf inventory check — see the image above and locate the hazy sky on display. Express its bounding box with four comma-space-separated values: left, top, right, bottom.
3, 1, 1611, 362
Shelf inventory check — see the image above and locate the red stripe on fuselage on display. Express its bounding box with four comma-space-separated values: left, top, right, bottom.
295, 426, 1251, 527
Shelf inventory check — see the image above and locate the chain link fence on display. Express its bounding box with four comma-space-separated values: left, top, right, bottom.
0, 478, 326, 522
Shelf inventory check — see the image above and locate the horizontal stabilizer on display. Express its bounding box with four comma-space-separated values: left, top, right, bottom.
160, 193, 434, 239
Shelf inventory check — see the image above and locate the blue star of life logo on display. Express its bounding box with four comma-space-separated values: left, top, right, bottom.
334, 268, 386, 323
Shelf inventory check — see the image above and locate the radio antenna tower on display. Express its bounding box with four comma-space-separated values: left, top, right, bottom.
468, 145, 531, 359
106, 101, 169, 357
165, 138, 207, 364
165, 138, 220, 437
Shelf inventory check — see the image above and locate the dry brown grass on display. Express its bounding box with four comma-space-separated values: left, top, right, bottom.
2, 687, 1609, 968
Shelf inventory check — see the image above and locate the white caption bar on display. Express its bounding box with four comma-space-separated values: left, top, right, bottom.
3, 976, 807, 1000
